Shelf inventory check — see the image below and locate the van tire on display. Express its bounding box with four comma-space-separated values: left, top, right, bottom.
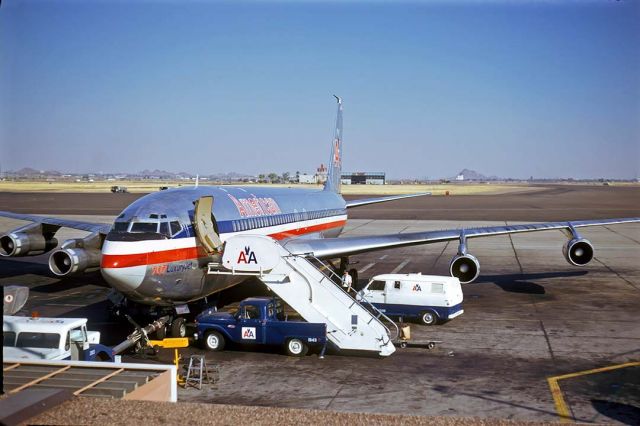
285, 338, 308, 357
204, 331, 225, 351
420, 310, 438, 326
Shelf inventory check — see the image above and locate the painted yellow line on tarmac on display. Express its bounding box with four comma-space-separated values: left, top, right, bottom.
547, 361, 640, 423
547, 377, 571, 423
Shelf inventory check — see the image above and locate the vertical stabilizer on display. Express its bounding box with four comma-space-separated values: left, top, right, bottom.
324, 95, 343, 193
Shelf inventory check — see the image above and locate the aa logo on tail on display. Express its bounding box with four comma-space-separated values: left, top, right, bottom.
237, 246, 257, 264
333, 139, 341, 165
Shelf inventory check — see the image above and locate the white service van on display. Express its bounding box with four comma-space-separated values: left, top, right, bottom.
3, 315, 113, 361
358, 273, 464, 325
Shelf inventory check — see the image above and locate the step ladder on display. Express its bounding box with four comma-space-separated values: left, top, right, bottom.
184, 355, 218, 389
208, 234, 398, 356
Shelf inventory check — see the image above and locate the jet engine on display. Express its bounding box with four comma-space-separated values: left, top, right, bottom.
48, 233, 103, 276
449, 254, 480, 284
0, 223, 58, 257
563, 238, 594, 266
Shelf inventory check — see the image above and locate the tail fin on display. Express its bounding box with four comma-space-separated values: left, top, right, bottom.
324, 95, 343, 193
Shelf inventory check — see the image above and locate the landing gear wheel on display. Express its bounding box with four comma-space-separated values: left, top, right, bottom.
420, 311, 438, 326
427, 342, 436, 350
285, 338, 308, 357
170, 317, 187, 337
204, 331, 225, 351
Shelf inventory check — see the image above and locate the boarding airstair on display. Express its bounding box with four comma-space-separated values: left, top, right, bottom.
207, 234, 398, 356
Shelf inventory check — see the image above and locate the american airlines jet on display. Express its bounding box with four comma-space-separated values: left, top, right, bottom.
1, 97, 638, 336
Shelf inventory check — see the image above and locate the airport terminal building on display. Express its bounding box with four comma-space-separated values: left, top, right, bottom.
341, 172, 385, 185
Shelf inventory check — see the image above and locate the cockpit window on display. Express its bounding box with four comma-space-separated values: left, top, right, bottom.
159, 222, 171, 237
130, 222, 159, 233
112, 222, 130, 232
170, 221, 182, 235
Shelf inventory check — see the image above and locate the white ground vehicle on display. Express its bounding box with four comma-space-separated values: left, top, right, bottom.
358, 274, 464, 325
3, 315, 113, 361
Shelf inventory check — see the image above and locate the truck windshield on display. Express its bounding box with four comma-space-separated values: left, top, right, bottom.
3, 331, 16, 346
368, 281, 385, 291
16, 332, 60, 349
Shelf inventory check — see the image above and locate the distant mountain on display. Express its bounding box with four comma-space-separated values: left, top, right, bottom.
9, 167, 62, 176
454, 169, 501, 181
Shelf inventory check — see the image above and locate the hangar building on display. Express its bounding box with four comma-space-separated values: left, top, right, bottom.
341, 172, 385, 185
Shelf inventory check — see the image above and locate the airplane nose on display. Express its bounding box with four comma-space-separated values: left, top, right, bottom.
100, 264, 146, 292
100, 239, 147, 293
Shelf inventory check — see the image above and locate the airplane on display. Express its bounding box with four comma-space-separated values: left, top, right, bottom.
1, 96, 638, 337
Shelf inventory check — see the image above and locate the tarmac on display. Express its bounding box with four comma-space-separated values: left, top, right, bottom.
1, 185, 639, 424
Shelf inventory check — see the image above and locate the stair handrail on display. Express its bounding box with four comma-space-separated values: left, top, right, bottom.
303, 254, 399, 342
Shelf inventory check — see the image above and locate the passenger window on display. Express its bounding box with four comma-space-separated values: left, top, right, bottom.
243, 305, 260, 320
394, 281, 401, 290
431, 283, 444, 294
368, 280, 385, 291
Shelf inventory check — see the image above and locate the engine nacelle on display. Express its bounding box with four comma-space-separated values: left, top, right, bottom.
0, 227, 58, 257
449, 254, 480, 284
563, 238, 594, 266
49, 247, 102, 276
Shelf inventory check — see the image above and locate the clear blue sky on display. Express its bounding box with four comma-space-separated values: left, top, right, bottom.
1, 0, 638, 179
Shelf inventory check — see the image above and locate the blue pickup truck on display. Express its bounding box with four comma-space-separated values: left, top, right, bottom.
195, 297, 327, 357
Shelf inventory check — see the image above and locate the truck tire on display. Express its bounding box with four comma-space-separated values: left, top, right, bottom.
204, 331, 225, 351
420, 310, 438, 326
285, 338, 308, 357
155, 324, 167, 340
171, 317, 187, 337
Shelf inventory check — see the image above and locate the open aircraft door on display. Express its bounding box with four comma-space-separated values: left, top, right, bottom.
194, 196, 223, 255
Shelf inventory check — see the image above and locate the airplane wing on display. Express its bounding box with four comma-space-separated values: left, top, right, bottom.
345, 192, 431, 208
284, 217, 640, 258
0, 211, 111, 234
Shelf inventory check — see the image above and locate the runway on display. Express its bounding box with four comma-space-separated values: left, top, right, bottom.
2, 184, 639, 220
1, 185, 639, 423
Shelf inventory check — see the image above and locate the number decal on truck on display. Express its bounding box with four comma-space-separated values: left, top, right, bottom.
308, 337, 318, 343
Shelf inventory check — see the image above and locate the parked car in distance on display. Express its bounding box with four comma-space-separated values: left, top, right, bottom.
110, 186, 128, 193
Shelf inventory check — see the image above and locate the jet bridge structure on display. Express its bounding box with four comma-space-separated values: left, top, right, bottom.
207, 234, 398, 356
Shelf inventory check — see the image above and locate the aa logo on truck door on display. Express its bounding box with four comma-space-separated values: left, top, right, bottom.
241, 327, 256, 340
237, 246, 257, 264
412, 284, 422, 292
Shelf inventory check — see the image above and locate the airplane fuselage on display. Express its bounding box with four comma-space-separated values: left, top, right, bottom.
101, 186, 347, 306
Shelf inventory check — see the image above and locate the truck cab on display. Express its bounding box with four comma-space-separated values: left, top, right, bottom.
358, 273, 464, 325
3, 315, 114, 362
195, 297, 327, 356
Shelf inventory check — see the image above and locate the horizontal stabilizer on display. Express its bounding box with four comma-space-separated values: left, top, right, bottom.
345, 192, 431, 208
